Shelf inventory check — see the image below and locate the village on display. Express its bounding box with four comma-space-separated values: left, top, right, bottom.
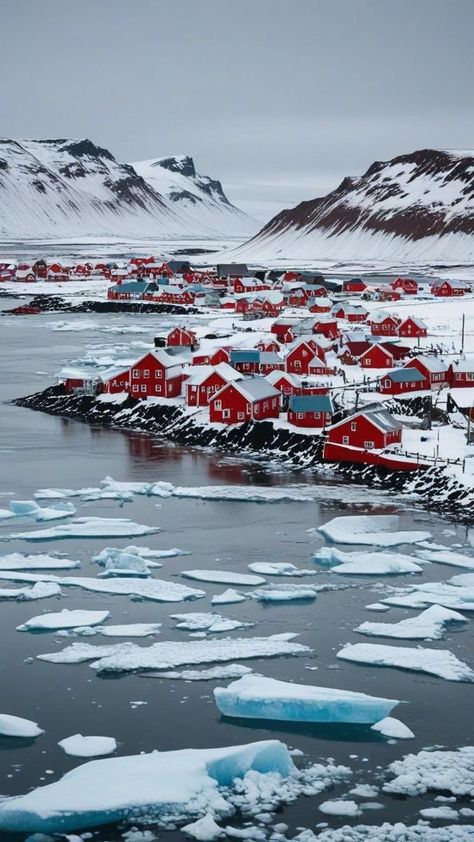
6, 256, 471, 477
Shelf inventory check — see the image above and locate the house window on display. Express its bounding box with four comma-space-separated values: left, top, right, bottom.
143, 369, 150, 378
263, 401, 268, 410
132, 370, 139, 378
364, 441, 374, 449
223, 409, 230, 419
155, 370, 162, 378
314, 412, 320, 419
141, 385, 147, 393
155, 385, 161, 393
272, 398, 278, 407
342, 435, 349, 444
214, 400, 222, 410
298, 412, 304, 419
294, 361, 301, 369
366, 359, 371, 365
302, 350, 307, 357
351, 422, 357, 431
237, 412, 245, 420
384, 379, 390, 388
132, 384, 139, 393
467, 373, 474, 381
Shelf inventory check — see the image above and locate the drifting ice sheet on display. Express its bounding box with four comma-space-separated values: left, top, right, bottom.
152, 665, 253, 681
337, 642, 474, 682
211, 589, 246, 605
58, 734, 117, 757
170, 613, 253, 633
355, 605, 467, 640
37, 633, 310, 673
181, 570, 265, 586
313, 547, 422, 575
384, 746, 474, 796
213, 674, 401, 723
94, 545, 189, 566
0, 553, 80, 571
0, 500, 76, 522
17, 609, 110, 632
248, 562, 315, 577
370, 717, 414, 739
0, 571, 204, 603
415, 549, 474, 570
250, 584, 320, 602
382, 581, 474, 612
9, 517, 160, 541
0, 714, 44, 738
0, 582, 61, 601
318, 515, 431, 547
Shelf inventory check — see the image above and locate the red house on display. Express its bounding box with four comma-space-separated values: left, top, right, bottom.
102, 368, 131, 394
332, 304, 368, 323
287, 394, 334, 428
405, 355, 449, 387
271, 319, 297, 343
265, 370, 302, 397
185, 364, 242, 407
285, 340, 326, 374
391, 277, 418, 295
449, 358, 474, 387
359, 344, 395, 369
379, 367, 429, 395
397, 317, 428, 339
431, 280, 469, 297
167, 326, 199, 349
369, 314, 400, 336
343, 278, 367, 294
256, 339, 281, 353
233, 277, 271, 295
209, 378, 280, 425
327, 408, 402, 450
309, 298, 332, 314
311, 318, 340, 340
307, 356, 334, 376
129, 350, 184, 399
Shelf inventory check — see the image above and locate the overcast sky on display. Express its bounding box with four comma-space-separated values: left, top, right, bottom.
1, 0, 473, 214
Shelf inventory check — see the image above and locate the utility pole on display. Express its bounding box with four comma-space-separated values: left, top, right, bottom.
461, 314, 465, 354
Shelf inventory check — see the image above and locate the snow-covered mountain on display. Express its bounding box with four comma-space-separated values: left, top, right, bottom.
229, 149, 474, 263
0, 139, 257, 239
131, 155, 257, 236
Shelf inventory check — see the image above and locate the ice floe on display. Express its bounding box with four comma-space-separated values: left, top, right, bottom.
182, 812, 223, 840
17, 609, 110, 632
0, 500, 76, 522
318, 799, 361, 817
94, 545, 189, 567
37, 633, 310, 673
58, 734, 117, 757
383, 746, 474, 796
0, 714, 44, 738
312, 547, 422, 575
250, 584, 321, 602
0, 571, 203, 603
181, 570, 265, 586
318, 515, 431, 547
370, 717, 414, 740
97, 551, 153, 578
382, 580, 474, 612
419, 806, 459, 819
170, 613, 253, 633
99, 623, 162, 638
151, 665, 253, 681
355, 605, 468, 640
248, 562, 315, 577
9, 517, 160, 541
415, 548, 474, 570
0, 553, 80, 571
211, 589, 247, 605
213, 675, 400, 723
166, 484, 317, 503
337, 642, 474, 682
0, 582, 61, 601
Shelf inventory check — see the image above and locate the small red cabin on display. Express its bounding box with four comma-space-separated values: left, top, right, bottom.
359, 344, 395, 369
397, 317, 428, 338
343, 278, 367, 294
369, 314, 400, 336
405, 355, 449, 387
391, 277, 418, 295
327, 409, 402, 450
287, 394, 334, 428
431, 280, 469, 297
129, 351, 184, 399
209, 378, 280, 425
167, 327, 199, 349
449, 358, 474, 387
186, 364, 241, 407
285, 340, 326, 375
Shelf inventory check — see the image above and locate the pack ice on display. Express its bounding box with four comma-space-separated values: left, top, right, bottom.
213, 675, 401, 723
17, 608, 110, 632
0, 582, 61, 601
170, 613, 253, 633
337, 642, 474, 682
312, 547, 423, 575
382, 579, 474, 611
0, 714, 44, 738
0, 571, 203, 603
416, 548, 474, 570
318, 515, 431, 547
0, 500, 76, 522
250, 584, 321, 602
383, 746, 474, 796
37, 633, 310, 673
0, 740, 296, 833
9, 517, 160, 541
181, 570, 266, 586
0, 552, 80, 571
248, 562, 315, 577
97, 551, 153, 578
94, 545, 190, 567
355, 605, 468, 640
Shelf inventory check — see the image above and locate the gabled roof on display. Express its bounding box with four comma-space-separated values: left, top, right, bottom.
369, 311, 399, 324
258, 351, 282, 364
265, 370, 301, 387
408, 354, 448, 373
308, 355, 327, 368
134, 349, 185, 370
214, 377, 280, 404
186, 363, 242, 386
289, 395, 334, 413
451, 356, 474, 373
329, 408, 402, 434
110, 280, 156, 294
359, 343, 394, 359
383, 367, 426, 383
398, 316, 428, 329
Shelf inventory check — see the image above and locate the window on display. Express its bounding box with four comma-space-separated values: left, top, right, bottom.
141, 385, 147, 393
237, 412, 245, 420
364, 441, 374, 449
467, 373, 474, 381
342, 435, 349, 444
298, 412, 304, 419
143, 369, 150, 378
366, 359, 371, 365
314, 412, 320, 419
384, 379, 390, 388
223, 409, 230, 419
155, 370, 162, 378
272, 398, 278, 407
294, 360, 301, 369
214, 400, 222, 410
351, 422, 357, 431
302, 350, 307, 357
155, 385, 161, 393
263, 401, 268, 410
132, 385, 139, 393
133, 370, 139, 379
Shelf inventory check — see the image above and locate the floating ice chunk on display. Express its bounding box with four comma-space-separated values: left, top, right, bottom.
58, 734, 117, 758
94, 545, 189, 567
355, 606, 468, 640
152, 665, 253, 681
318, 799, 361, 817
97, 552, 152, 578
0, 553, 80, 571
100, 624, 161, 638
37, 633, 310, 673
213, 674, 400, 724
248, 562, 315, 577
0, 740, 295, 834
9, 500, 76, 522
0, 582, 61, 601
365, 603, 391, 612
384, 746, 474, 796
211, 589, 246, 605
382, 581, 474, 612
171, 613, 253, 633
168, 485, 316, 503
371, 717, 414, 740
34, 488, 78, 500
337, 642, 474, 682
0, 571, 203, 603
0, 714, 44, 738
182, 813, 223, 840
9, 517, 160, 541
250, 584, 319, 602
450, 572, 474, 588
17, 609, 110, 632
291, 824, 474, 841
349, 784, 379, 798
100, 476, 155, 495
419, 806, 459, 819
181, 570, 265, 586
313, 547, 422, 575
416, 549, 474, 570
318, 515, 431, 547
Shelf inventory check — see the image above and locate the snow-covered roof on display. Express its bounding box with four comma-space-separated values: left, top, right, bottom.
330, 408, 402, 434
410, 355, 448, 373
233, 377, 280, 403
451, 356, 474, 373
186, 363, 242, 386
265, 370, 301, 387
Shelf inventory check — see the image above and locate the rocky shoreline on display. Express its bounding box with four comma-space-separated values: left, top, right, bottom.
14, 385, 474, 524
3, 294, 200, 315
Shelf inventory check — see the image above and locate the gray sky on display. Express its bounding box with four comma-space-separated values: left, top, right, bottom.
1, 0, 473, 213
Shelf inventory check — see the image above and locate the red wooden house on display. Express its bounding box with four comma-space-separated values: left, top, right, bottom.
209, 347, 232, 366
265, 370, 302, 397
449, 358, 474, 387
397, 317, 428, 339
167, 327, 199, 349
431, 280, 469, 297
359, 344, 395, 369
271, 319, 297, 341
332, 304, 368, 323
129, 350, 184, 399
209, 378, 280, 425
391, 276, 418, 295
309, 298, 332, 314
256, 339, 281, 353
311, 318, 340, 340
369, 313, 400, 336
233, 277, 271, 295
404, 355, 449, 387
338, 341, 371, 365
307, 356, 334, 376
287, 394, 334, 429
379, 367, 429, 395
102, 368, 131, 394
285, 287, 309, 307
327, 408, 402, 450
285, 340, 326, 374
343, 278, 367, 294
185, 364, 242, 407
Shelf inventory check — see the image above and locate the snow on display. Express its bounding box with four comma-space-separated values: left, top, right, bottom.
0, 582, 61, 601
318, 800, 361, 817
355, 605, 468, 640
337, 642, 474, 682
0, 553, 80, 571
289, 824, 474, 841
211, 589, 246, 605
248, 562, 315, 577
0, 571, 204, 603
213, 674, 400, 724
170, 613, 253, 633
384, 746, 474, 797
415, 548, 474, 570
318, 516, 431, 547
17, 609, 110, 632
370, 717, 415, 739
250, 584, 320, 602
9, 517, 161, 541
419, 806, 459, 819
153, 665, 253, 681
181, 570, 266, 586
0, 714, 44, 739
37, 633, 310, 673
182, 812, 223, 840
99, 624, 161, 638
313, 547, 423, 576
57, 734, 117, 758
0, 739, 295, 834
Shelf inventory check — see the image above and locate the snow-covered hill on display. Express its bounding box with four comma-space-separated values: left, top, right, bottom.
228, 149, 474, 263
0, 139, 257, 240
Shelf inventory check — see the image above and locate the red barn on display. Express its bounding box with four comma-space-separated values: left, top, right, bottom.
327, 408, 402, 450
397, 317, 428, 339
129, 350, 184, 399
391, 277, 418, 295
167, 327, 199, 349
186, 364, 242, 407
379, 367, 430, 395
369, 314, 400, 336
209, 378, 280, 425
287, 394, 334, 429
343, 278, 367, 294
405, 355, 449, 387
449, 358, 474, 387
359, 344, 395, 369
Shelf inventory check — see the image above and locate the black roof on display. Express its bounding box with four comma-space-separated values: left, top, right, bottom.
216, 263, 248, 277
166, 260, 191, 273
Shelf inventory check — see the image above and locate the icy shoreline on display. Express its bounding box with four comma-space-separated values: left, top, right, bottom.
14, 385, 474, 524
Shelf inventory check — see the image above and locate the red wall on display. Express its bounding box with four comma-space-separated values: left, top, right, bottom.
209, 384, 280, 424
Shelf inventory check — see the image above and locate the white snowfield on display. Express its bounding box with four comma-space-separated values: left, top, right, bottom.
17, 608, 110, 632
355, 605, 468, 640
0, 581, 61, 601
370, 717, 414, 740
0, 499, 76, 522
37, 633, 310, 673
0, 571, 204, 603
318, 515, 431, 547
0, 714, 44, 738
213, 674, 401, 724
248, 562, 315, 577
181, 570, 266, 586
170, 612, 253, 634
0, 553, 80, 571
313, 547, 423, 576
383, 746, 474, 797
8, 516, 161, 541
58, 734, 117, 758
337, 642, 474, 682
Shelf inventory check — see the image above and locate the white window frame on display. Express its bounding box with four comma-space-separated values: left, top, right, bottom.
133, 370, 140, 379
143, 369, 150, 378
364, 440, 374, 449
351, 422, 357, 431
223, 409, 231, 419
342, 435, 349, 444
214, 400, 222, 410
237, 412, 245, 420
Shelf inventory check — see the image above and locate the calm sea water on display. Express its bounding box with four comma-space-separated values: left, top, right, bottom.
0, 303, 473, 840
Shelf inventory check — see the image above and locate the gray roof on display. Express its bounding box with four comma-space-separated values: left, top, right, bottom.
235, 377, 281, 402
384, 368, 426, 383
217, 263, 248, 277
